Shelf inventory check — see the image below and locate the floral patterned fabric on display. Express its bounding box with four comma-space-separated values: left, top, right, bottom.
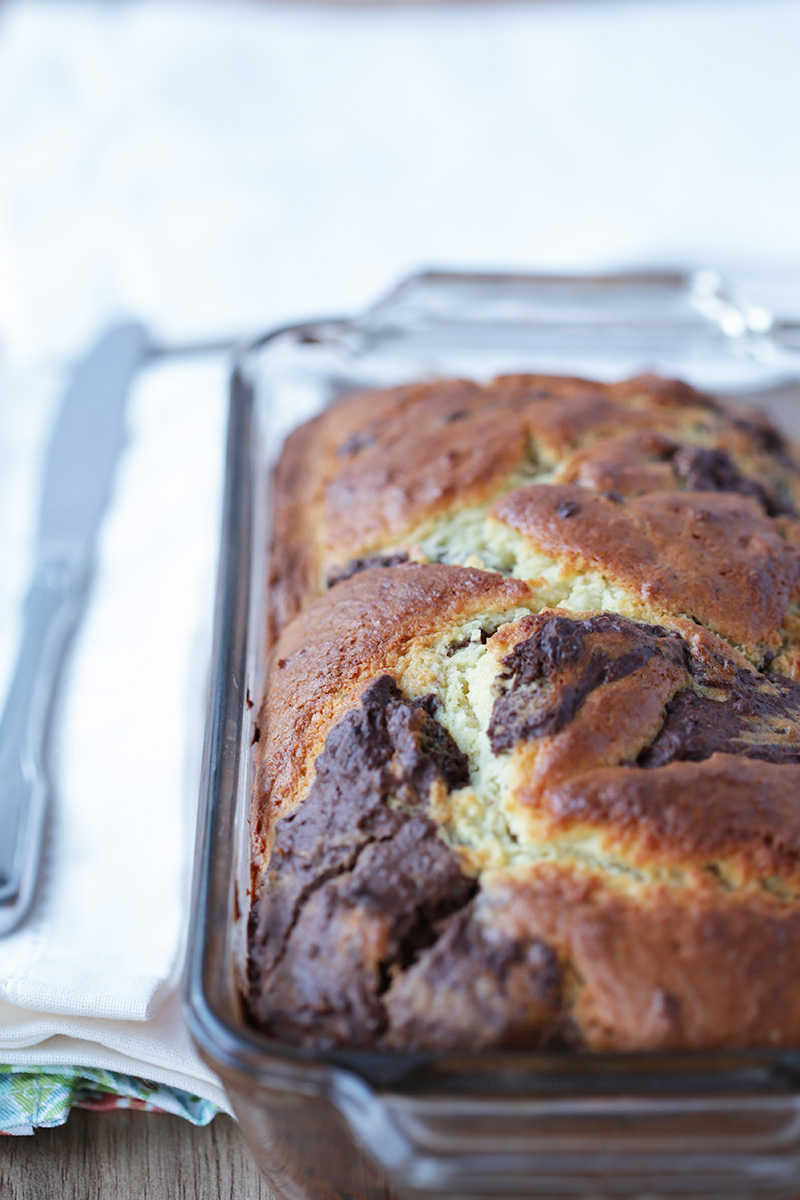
0, 1065, 219, 1135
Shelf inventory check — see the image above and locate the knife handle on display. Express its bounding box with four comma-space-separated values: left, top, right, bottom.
0, 560, 86, 935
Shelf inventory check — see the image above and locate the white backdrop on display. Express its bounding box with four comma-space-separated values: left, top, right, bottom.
0, 0, 799, 362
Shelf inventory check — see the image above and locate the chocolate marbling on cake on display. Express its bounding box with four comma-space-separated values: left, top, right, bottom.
248, 373, 800, 1052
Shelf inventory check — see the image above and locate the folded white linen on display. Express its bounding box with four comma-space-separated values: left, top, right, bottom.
0, 351, 231, 1113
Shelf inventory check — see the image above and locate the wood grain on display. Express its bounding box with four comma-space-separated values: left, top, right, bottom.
3, 1108, 799, 1200
0, 1111, 272, 1200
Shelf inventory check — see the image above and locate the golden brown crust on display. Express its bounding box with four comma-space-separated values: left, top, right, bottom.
493, 485, 800, 652
322, 379, 526, 560
540, 754, 800, 884
554, 428, 795, 508
266, 419, 326, 645
250, 371, 800, 1053
253, 564, 535, 856
488, 866, 800, 1050
267, 371, 800, 640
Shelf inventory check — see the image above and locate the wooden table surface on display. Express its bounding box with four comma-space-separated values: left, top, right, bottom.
0, 1110, 272, 1200
0, 1109, 404, 1199
4, 1109, 800, 1200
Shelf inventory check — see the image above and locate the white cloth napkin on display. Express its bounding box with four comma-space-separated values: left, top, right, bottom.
2, 0, 800, 1120
0, 352, 231, 1113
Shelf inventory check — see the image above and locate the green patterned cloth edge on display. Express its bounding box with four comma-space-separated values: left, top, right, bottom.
0, 1064, 220, 1134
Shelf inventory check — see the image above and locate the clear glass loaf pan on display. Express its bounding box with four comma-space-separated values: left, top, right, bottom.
186, 269, 800, 1200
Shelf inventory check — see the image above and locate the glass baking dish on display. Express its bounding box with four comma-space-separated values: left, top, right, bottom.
186, 269, 800, 1200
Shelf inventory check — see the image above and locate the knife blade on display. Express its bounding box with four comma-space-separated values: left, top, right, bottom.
0, 322, 148, 935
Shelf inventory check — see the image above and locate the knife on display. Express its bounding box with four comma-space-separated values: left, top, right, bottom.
0, 322, 149, 936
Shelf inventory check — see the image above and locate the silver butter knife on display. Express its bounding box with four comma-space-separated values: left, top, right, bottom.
0, 322, 148, 935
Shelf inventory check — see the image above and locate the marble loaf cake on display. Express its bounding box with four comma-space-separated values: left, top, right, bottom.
247, 372, 800, 1052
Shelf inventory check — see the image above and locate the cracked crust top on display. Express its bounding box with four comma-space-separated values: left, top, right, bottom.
249, 373, 800, 1053
268, 372, 800, 645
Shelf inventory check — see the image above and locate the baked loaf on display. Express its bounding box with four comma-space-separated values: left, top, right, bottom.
248, 373, 800, 1052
